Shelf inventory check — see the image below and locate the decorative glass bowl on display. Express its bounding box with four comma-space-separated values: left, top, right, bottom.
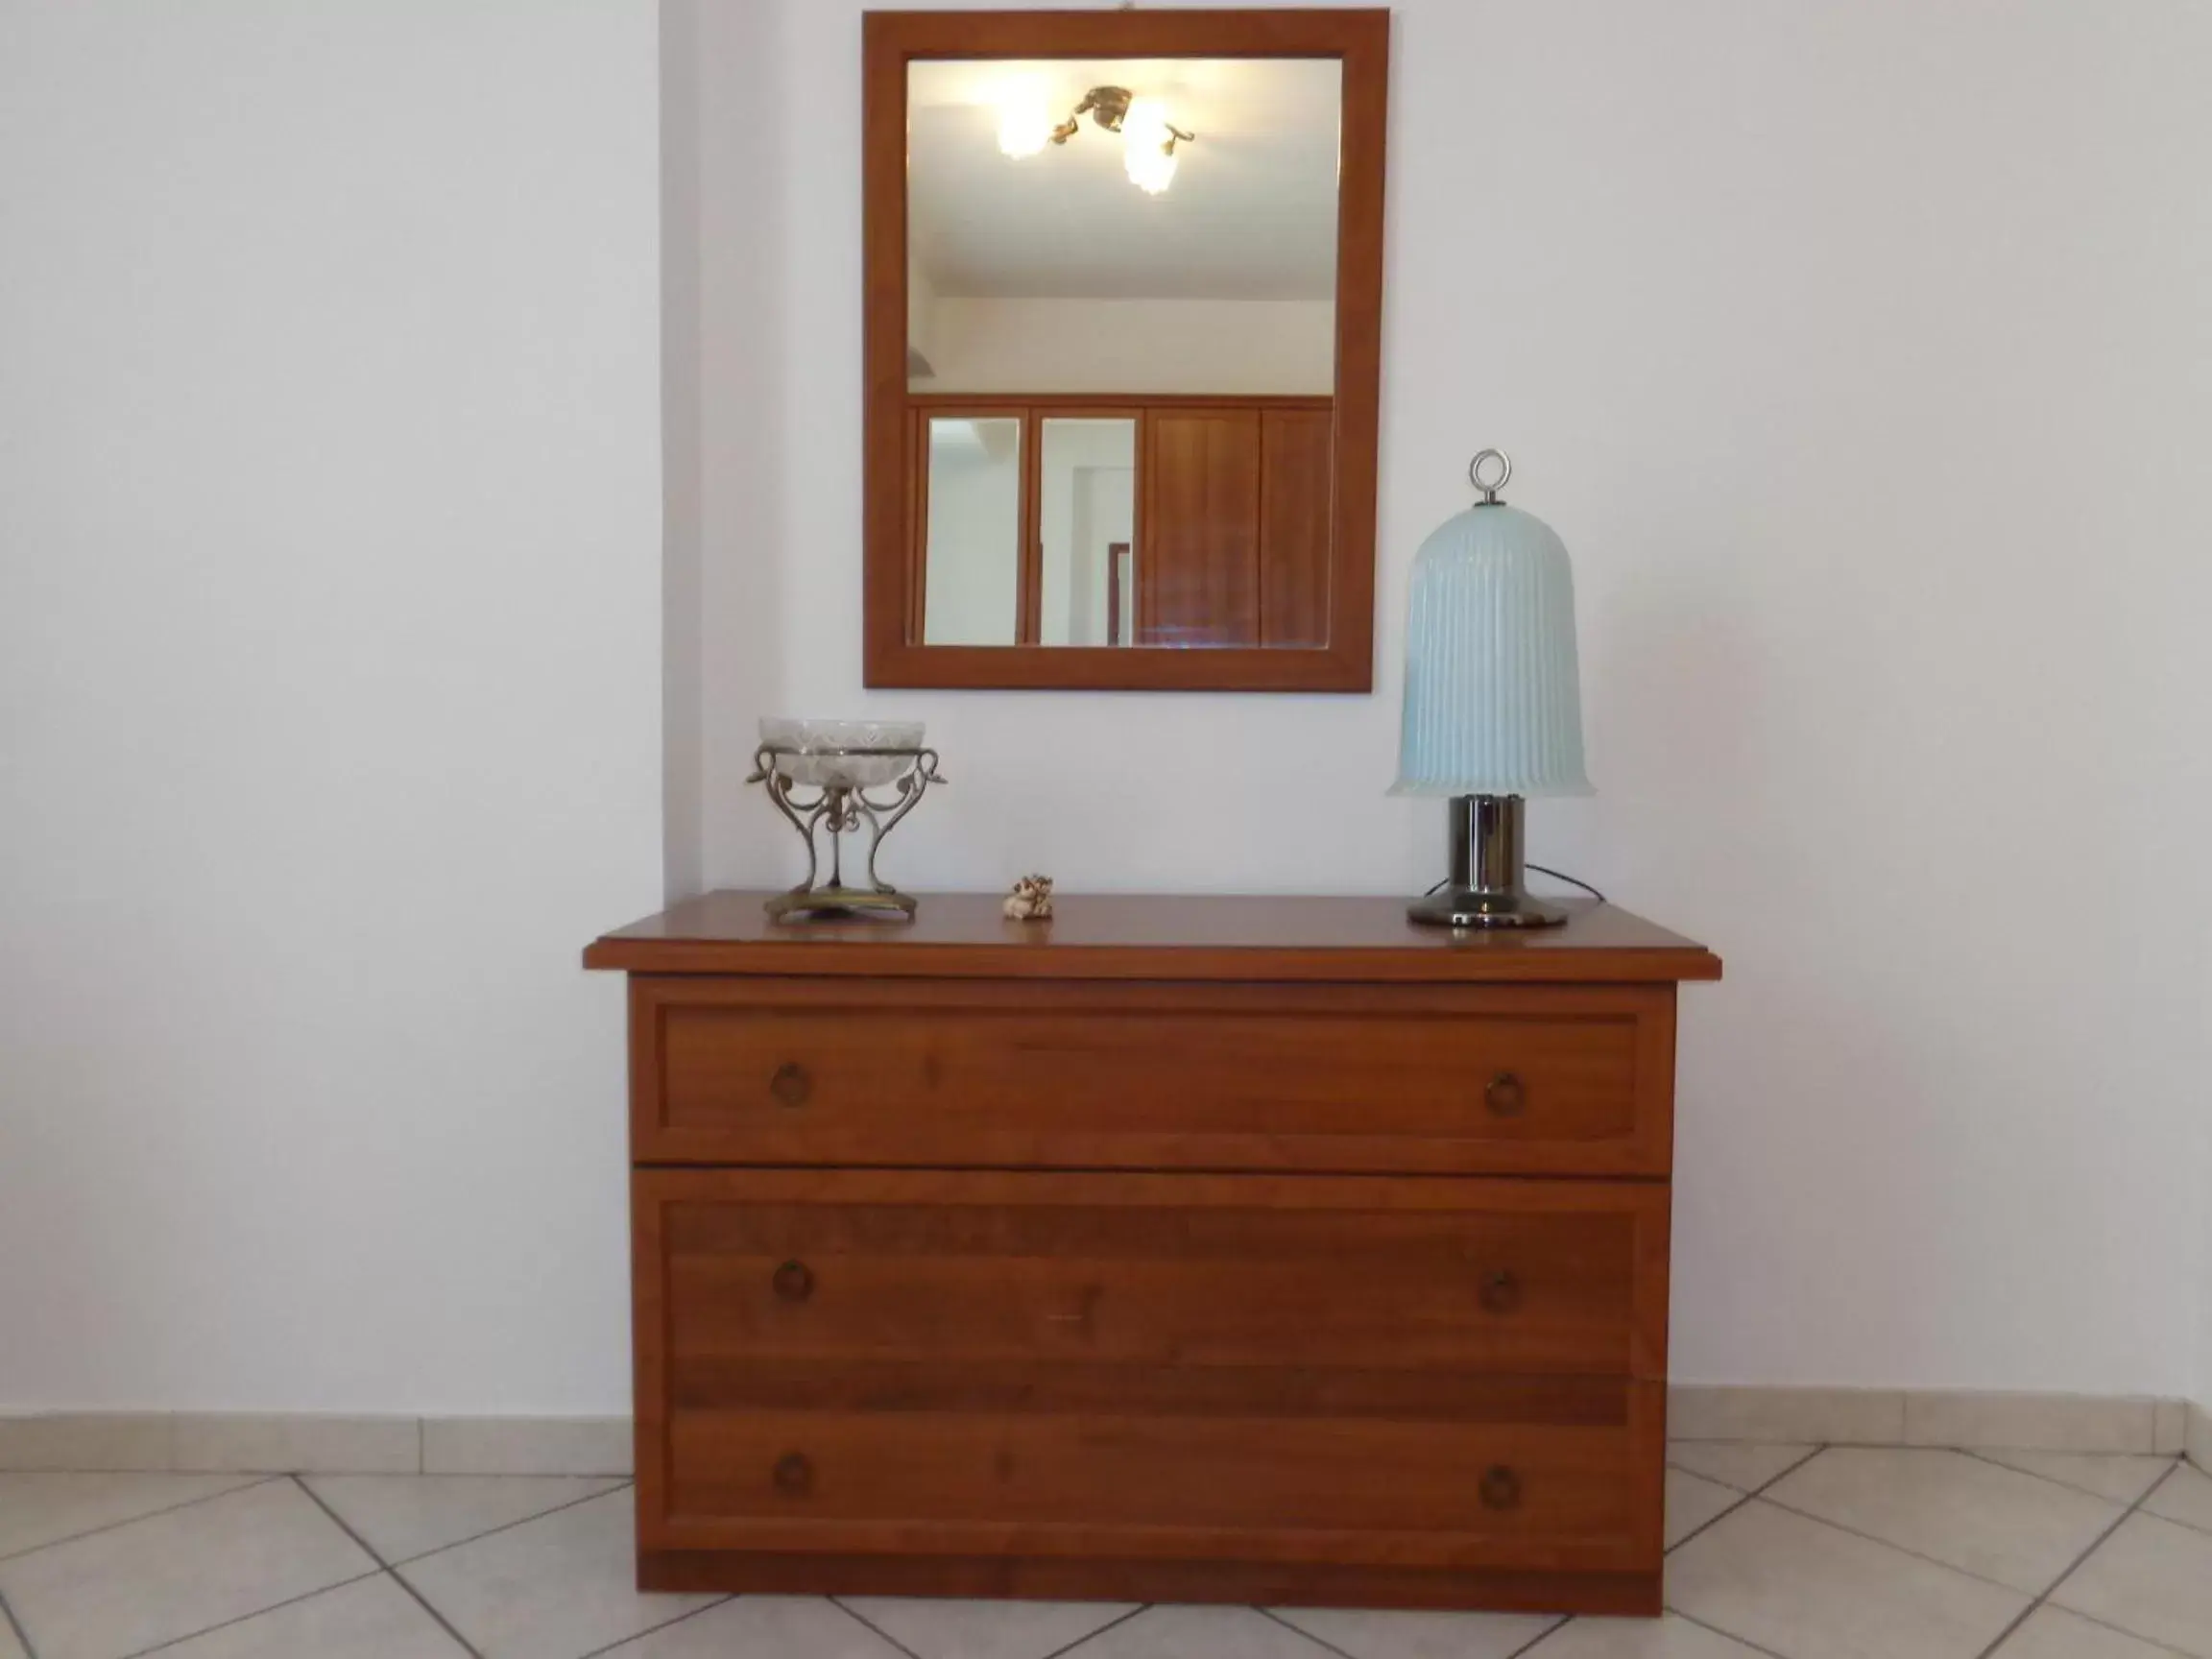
757, 717, 926, 789
747, 716, 943, 922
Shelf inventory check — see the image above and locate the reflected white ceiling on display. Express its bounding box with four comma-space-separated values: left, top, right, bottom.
907, 58, 1341, 301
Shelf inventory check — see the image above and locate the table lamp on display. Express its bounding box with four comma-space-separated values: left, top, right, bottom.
1392, 449, 1592, 927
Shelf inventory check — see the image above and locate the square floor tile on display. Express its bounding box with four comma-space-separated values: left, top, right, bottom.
0, 1479, 375, 1659
843, 1596, 1136, 1659
397, 1488, 716, 1659
2053, 1512, 2212, 1657
1271, 1603, 1560, 1658
1970, 1450, 2178, 1506
1992, 1605, 2181, 1659
1, 1605, 25, 1659
1067, 1605, 1334, 1656
1667, 1500, 2028, 1659
1667, 1469, 1743, 1550
1765, 1447, 2122, 1594
1667, 1442, 1815, 1493
607, 1597, 909, 1655
153, 1574, 466, 1658
2144, 1463, 2212, 1535
303, 1474, 627, 1563
1527, 1615, 1770, 1657
0, 1472, 257, 1560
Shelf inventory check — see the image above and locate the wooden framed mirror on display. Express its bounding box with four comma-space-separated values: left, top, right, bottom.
863, 9, 1389, 691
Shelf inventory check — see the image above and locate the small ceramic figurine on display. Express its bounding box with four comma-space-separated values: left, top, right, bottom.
1002, 874, 1054, 921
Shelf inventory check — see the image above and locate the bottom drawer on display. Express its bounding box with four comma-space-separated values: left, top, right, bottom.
661, 1392, 1657, 1571
634, 1168, 1670, 1575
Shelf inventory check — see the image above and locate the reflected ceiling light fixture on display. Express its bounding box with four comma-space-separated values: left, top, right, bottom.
995, 86, 1054, 158
998, 84, 1195, 192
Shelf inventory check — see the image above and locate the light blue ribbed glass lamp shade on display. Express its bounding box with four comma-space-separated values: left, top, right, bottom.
1391, 499, 1593, 798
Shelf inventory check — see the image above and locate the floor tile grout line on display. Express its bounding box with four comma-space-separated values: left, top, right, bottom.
827, 1597, 930, 1659
0, 1582, 36, 1659
1036, 1603, 1153, 1658
1967, 1457, 2178, 1659
2047, 1459, 2185, 1606
1662, 1480, 1756, 1557
366, 1479, 638, 1570
1747, 1488, 2063, 1598
1662, 1440, 1826, 1560
0, 1475, 286, 1568
1664, 1442, 1822, 1495
1254, 1605, 1367, 1659
2047, 1604, 2200, 1658
1954, 1445, 2178, 1504
1643, 1445, 1831, 1659
1745, 1443, 1828, 1495
289, 1478, 483, 1659
2130, 1494, 2212, 1544
1492, 1614, 1571, 1658
1664, 1608, 1797, 1659
117, 1567, 386, 1659
572, 1596, 735, 1659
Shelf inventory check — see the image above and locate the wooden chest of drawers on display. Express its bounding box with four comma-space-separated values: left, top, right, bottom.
586, 892, 1719, 1614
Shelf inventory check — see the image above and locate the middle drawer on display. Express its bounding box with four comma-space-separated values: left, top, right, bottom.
641, 1167, 1670, 1383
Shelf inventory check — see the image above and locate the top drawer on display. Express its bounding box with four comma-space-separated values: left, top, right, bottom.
629, 977, 1675, 1175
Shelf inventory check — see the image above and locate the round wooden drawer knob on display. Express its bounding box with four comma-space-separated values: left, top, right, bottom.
1479, 1465, 1522, 1510
1478, 1270, 1522, 1314
772, 1260, 814, 1302
772, 1453, 814, 1496
769, 1062, 811, 1108
1483, 1071, 1527, 1118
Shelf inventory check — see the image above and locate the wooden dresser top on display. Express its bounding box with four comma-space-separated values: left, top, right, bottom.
585, 892, 1721, 985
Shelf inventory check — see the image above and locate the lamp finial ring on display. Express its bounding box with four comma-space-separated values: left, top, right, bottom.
1468, 448, 1512, 503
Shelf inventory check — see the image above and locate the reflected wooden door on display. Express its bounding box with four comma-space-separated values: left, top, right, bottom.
1260, 409, 1334, 647
1142, 410, 1261, 648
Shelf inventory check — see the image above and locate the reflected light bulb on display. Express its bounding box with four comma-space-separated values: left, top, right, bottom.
1125, 143, 1177, 194
1121, 97, 1177, 193
997, 94, 1051, 158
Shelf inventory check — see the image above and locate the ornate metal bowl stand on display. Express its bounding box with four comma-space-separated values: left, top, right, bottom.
746, 743, 945, 921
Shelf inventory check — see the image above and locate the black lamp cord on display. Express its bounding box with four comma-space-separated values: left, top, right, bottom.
1424, 864, 1608, 902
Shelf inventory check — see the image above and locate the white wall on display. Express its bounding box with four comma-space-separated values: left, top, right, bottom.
924, 298, 1334, 395
0, 2, 661, 1412
685, 0, 2212, 1396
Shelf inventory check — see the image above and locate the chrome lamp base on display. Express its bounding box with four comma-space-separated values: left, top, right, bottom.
1407, 794, 1569, 930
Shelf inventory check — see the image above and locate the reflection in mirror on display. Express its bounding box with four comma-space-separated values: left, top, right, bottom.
905, 57, 1340, 651
1039, 418, 1135, 647
921, 417, 1022, 645
907, 58, 1339, 397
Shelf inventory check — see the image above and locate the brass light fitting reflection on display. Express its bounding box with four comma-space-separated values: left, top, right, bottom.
1002, 84, 1195, 193
1049, 85, 1194, 148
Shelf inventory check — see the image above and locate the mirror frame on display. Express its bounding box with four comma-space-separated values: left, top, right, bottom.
862, 8, 1390, 692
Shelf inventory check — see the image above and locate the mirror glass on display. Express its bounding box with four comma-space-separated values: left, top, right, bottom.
1039, 417, 1135, 646
921, 416, 1022, 645
906, 57, 1341, 649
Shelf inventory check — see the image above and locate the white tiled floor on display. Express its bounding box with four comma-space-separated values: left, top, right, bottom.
0, 1447, 2205, 1659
